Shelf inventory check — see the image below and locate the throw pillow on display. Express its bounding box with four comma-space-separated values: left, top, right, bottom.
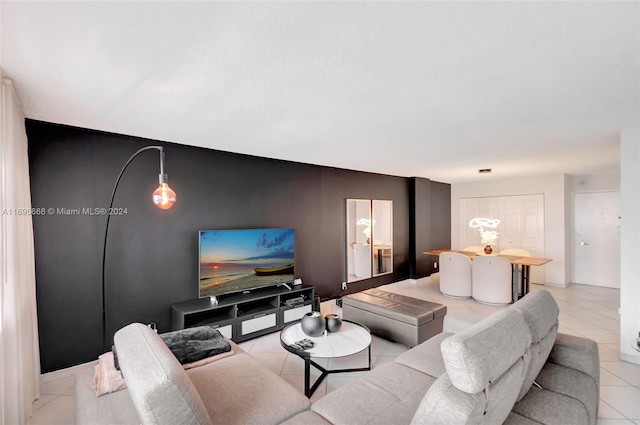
91, 351, 127, 396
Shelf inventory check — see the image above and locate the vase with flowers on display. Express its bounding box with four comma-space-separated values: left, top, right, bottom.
469, 218, 500, 255
480, 229, 499, 254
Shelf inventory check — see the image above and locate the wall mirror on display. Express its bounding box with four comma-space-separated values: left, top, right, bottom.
372, 200, 393, 277
346, 199, 393, 282
346, 199, 372, 282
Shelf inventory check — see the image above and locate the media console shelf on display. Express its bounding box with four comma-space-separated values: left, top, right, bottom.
171, 285, 315, 342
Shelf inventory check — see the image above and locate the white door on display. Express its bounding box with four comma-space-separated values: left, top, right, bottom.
573, 191, 620, 288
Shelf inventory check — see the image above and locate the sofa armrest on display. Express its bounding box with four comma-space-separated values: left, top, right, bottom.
548, 333, 600, 386
442, 313, 483, 334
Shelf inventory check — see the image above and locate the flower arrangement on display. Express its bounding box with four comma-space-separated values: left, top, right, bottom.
479, 228, 499, 245
469, 218, 500, 245
357, 218, 375, 243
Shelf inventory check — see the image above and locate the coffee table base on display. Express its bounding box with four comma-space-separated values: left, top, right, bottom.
280, 320, 373, 398
303, 347, 371, 397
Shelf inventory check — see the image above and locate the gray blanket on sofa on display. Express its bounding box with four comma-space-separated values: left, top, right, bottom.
159, 326, 231, 364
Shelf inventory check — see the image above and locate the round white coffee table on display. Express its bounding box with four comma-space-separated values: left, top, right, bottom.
280, 320, 372, 397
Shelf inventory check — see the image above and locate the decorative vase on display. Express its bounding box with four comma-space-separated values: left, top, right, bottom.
484, 245, 493, 255
301, 311, 325, 337
325, 314, 343, 333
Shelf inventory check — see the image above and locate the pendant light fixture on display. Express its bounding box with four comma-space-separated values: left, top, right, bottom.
152, 148, 177, 209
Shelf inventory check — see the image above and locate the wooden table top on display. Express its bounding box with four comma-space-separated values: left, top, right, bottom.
423, 249, 552, 265
510, 257, 553, 266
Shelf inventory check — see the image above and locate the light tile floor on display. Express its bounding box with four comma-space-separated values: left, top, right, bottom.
29, 277, 640, 425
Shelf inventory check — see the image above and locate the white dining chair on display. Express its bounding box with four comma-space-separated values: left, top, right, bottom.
472, 255, 512, 305
499, 248, 531, 257
439, 252, 473, 298
353, 244, 371, 278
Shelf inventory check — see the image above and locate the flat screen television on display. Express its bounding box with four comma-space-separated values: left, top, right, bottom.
199, 228, 295, 299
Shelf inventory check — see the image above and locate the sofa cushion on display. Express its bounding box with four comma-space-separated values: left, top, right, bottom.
393, 332, 452, 377
440, 308, 531, 394
533, 362, 598, 425
187, 352, 311, 425
510, 289, 559, 401
411, 373, 486, 424
410, 309, 532, 425
411, 353, 529, 425
504, 412, 545, 424
114, 323, 213, 425
510, 290, 558, 343
75, 367, 140, 425
511, 385, 589, 425
547, 333, 600, 393
311, 362, 435, 425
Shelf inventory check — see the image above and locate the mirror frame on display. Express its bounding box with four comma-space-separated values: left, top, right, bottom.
345, 199, 393, 283
372, 199, 393, 277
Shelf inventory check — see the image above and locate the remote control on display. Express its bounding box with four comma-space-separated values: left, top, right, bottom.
292, 338, 315, 350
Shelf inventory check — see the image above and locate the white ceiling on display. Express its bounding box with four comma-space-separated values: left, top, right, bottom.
1, 1, 638, 183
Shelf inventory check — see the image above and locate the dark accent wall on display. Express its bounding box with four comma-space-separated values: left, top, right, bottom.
409, 177, 451, 278
26, 120, 450, 372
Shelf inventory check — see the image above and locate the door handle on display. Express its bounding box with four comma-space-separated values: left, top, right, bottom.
579, 241, 589, 246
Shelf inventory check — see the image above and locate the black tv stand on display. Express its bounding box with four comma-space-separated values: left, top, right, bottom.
171, 285, 314, 343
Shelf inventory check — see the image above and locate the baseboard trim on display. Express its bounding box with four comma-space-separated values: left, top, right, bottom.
620, 351, 640, 365
542, 282, 569, 288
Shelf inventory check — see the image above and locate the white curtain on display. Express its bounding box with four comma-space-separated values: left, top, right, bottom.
0, 74, 41, 424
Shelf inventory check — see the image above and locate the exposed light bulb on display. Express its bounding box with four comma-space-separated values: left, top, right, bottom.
152, 182, 176, 209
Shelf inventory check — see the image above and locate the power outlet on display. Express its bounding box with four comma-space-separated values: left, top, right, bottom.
341, 281, 347, 290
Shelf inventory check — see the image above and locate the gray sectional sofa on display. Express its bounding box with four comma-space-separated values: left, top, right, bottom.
76, 289, 599, 425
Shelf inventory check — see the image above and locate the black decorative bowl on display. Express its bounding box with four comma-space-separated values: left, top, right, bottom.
301, 311, 325, 337
325, 314, 343, 333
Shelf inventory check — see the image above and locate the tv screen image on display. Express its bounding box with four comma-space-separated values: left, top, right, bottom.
199, 228, 295, 298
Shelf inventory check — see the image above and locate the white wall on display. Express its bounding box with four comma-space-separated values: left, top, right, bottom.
620, 127, 640, 364
568, 172, 620, 192
451, 174, 568, 286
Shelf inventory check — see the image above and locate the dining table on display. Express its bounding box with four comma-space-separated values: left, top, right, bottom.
373, 243, 392, 273
423, 249, 553, 303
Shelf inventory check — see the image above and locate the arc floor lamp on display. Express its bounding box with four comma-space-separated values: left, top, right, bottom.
101, 146, 177, 350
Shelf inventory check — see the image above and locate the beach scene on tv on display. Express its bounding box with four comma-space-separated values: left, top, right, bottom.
199, 228, 295, 298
